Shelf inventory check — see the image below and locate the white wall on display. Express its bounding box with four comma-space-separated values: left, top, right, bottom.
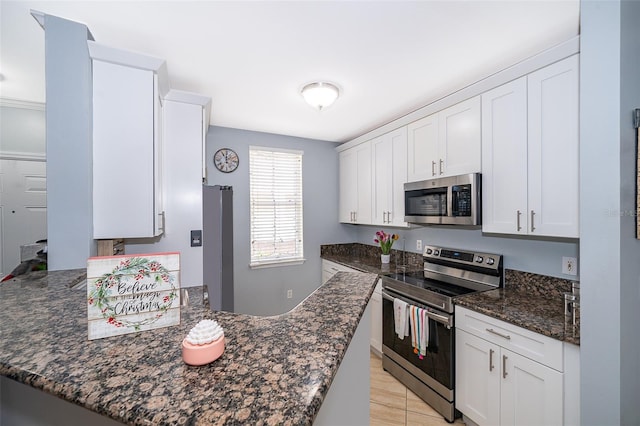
206, 126, 356, 315
580, 0, 640, 424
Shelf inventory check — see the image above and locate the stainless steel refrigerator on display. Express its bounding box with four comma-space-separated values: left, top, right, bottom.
203, 185, 234, 311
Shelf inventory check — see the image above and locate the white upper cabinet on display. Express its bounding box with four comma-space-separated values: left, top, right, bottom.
482, 55, 579, 238
90, 42, 169, 239
407, 96, 481, 182
339, 141, 372, 224
407, 113, 438, 182
527, 55, 580, 237
481, 77, 529, 234
372, 127, 408, 227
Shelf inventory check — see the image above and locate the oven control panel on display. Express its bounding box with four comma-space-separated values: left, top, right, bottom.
423, 245, 501, 271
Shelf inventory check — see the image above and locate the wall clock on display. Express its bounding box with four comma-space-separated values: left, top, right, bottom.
213, 148, 239, 173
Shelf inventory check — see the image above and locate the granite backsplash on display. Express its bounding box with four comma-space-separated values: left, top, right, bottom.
320, 242, 423, 268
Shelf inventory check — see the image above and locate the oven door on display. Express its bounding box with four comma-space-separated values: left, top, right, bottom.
381, 288, 454, 397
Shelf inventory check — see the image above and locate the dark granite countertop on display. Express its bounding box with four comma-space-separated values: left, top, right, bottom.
321, 245, 580, 346
0, 268, 378, 425
454, 270, 580, 346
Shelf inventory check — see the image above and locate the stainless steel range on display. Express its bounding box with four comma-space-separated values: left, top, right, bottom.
381, 245, 503, 422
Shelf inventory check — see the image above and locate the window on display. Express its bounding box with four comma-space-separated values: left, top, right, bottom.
249, 146, 304, 267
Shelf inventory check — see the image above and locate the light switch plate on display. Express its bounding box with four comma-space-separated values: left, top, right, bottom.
190, 230, 202, 247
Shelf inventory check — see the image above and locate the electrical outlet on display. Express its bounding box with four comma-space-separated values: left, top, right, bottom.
287, 289, 293, 299
562, 257, 578, 276
416, 240, 423, 251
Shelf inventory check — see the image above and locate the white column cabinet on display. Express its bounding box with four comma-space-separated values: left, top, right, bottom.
407, 96, 481, 182
339, 142, 372, 224
90, 42, 169, 239
482, 55, 579, 238
372, 127, 408, 227
456, 306, 564, 426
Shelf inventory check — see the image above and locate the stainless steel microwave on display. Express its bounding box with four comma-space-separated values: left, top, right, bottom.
404, 173, 481, 226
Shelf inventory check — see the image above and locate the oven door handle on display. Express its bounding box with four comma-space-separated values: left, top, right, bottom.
381, 290, 452, 327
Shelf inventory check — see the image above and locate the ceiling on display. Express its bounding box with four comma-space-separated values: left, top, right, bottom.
0, 1, 579, 143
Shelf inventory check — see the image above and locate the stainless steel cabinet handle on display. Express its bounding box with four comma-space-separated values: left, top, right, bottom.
489, 348, 495, 372
503, 355, 508, 379
387, 211, 392, 223
439, 159, 444, 175
531, 210, 535, 232
354, 211, 357, 222
516, 210, 522, 232
383, 212, 387, 223
431, 161, 436, 176
486, 328, 511, 340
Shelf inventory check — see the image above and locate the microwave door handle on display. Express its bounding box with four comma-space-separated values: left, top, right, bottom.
448, 186, 453, 218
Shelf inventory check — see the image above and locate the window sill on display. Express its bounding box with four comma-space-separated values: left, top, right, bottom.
249, 258, 306, 269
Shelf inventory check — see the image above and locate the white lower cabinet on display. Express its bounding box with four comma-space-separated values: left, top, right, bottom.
369, 279, 383, 354
456, 306, 564, 426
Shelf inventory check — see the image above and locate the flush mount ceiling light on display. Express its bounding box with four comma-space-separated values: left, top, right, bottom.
301, 82, 340, 111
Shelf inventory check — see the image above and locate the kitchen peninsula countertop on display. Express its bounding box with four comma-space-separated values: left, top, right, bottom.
0, 268, 378, 425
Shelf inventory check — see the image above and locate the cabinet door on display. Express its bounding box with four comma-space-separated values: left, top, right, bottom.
339, 149, 357, 223
439, 96, 481, 177
407, 113, 439, 181
456, 330, 501, 426
500, 348, 563, 426
389, 127, 408, 226
372, 127, 408, 227
93, 60, 156, 238
481, 78, 528, 234
355, 142, 372, 224
370, 279, 383, 354
371, 136, 392, 226
527, 55, 579, 237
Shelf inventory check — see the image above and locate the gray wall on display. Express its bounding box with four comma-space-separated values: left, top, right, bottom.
580, 0, 640, 424
0, 105, 46, 155
205, 126, 356, 315
353, 226, 579, 279
44, 14, 96, 270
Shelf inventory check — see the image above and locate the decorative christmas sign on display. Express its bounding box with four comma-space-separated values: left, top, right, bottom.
87, 252, 180, 340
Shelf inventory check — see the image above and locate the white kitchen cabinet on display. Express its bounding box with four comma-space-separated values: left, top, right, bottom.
369, 279, 383, 354
456, 306, 564, 426
125, 90, 211, 287
339, 142, 372, 224
372, 127, 408, 227
407, 96, 481, 181
321, 259, 358, 284
90, 42, 169, 239
482, 55, 579, 238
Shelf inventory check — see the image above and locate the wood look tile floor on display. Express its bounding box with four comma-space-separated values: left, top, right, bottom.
370, 351, 466, 426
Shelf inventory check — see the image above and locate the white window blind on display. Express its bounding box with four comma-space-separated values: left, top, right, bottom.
249, 146, 304, 267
